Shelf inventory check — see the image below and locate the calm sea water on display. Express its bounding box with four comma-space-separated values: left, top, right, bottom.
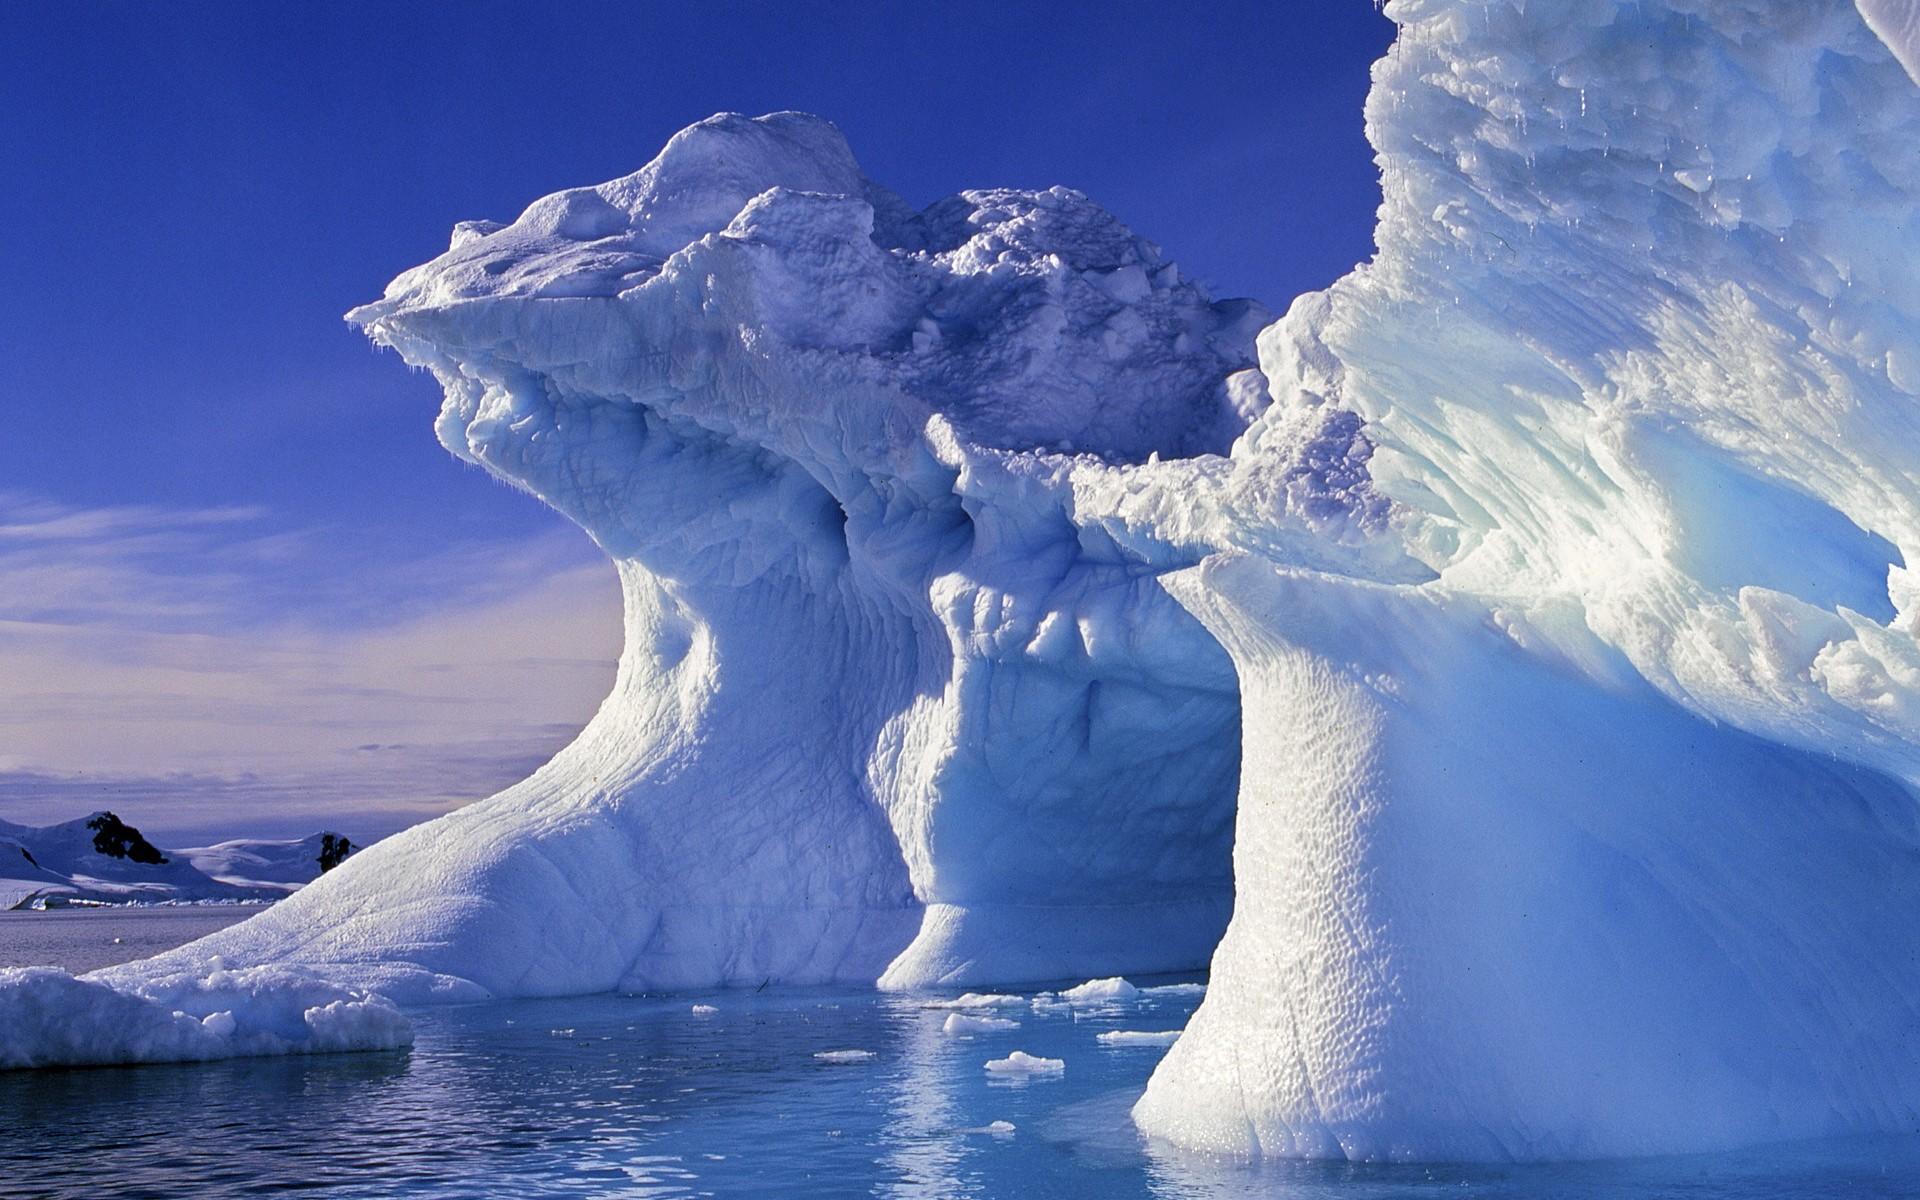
0, 905, 266, 972
4, 910, 1920, 1199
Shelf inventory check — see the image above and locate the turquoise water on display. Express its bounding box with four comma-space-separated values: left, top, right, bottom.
4, 912, 1920, 1198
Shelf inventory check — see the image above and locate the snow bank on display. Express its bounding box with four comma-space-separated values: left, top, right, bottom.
0, 963, 410, 1069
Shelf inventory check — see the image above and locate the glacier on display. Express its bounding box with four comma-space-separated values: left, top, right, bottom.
10, 0, 1920, 1165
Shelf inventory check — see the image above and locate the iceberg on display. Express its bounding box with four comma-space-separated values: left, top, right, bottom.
126, 109, 1257, 1003
0, 963, 410, 1069
30, 0, 1920, 1165
1132, 0, 1920, 1162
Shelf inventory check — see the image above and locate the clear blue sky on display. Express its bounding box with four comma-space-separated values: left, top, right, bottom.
0, 2, 1394, 844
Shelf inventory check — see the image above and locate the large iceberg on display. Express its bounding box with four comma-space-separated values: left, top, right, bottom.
32, 0, 1920, 1164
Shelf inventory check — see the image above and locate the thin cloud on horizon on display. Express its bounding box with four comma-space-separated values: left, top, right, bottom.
0, 493, 620, 845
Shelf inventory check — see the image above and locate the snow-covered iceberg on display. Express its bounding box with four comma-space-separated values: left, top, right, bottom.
50, 0, 1920, 1162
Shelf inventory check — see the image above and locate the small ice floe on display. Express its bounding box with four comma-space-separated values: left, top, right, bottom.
550, 1028, 576, 1038
1060, 977, 1140, 1004
690, 1004, 719, 1015
0, 964, 412, 1069
813, 1049, 876, 1063
925, 992, 1024, 1010
1140, 982, 1206, 997
957, 1120, 1017, 1136
984, 1050, 1064, 1075
942, 1012, 1018, 1035
1028, 993, 1073, 1016
1096, 1030, 1182, 1047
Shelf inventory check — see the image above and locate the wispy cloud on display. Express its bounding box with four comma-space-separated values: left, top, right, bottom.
0, 493, 620, 844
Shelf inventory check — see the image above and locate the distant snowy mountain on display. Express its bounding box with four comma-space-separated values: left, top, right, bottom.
182, 833, 357, 894
0, 813, 356, 909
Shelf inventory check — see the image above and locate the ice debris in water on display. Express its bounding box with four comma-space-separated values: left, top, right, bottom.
690, 1004, 719, 1015
813, 1049, 876, 1063
1139, 983, 1205, 997
941, 1012, 1019, 1035
0, 963, 411, 1069
1098, 1030, 1182, 1047
1059, 977, 1140, 1004
925, 993, 1026, 1010
984, 1051, 1065, 1075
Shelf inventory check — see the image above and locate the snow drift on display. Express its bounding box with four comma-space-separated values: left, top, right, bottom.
43, 0, 1920, 1162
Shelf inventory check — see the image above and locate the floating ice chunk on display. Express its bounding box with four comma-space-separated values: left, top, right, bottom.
690, 1004, 719, 1015
1140, 983, 1205, 997
958, 1120, 1017, 1136
813, 1049, 876, 1063
941, 1012, 1018, 1035
1097, 1029, 1182, 1047
1029, 994, 1074, 1016
1059, 977, 1140, 1004
984, 1050, 1064, 1075
925, 993, 1025, 1010
0, 964, 410, 1069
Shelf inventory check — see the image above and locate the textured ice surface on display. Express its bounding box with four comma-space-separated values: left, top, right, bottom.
53, 0, 1920, 1160
1136, 0, 1920, 1163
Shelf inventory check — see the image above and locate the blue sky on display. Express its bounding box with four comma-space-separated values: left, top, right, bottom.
0, 2, 1393, 844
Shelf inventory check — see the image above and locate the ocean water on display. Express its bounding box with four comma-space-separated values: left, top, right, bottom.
0, 905, 265, 973
5, 912, 1920, 1199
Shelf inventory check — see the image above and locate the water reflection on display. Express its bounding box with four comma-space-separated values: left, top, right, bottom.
3, 983, 1918, 1199
878, 995, 975, 1199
